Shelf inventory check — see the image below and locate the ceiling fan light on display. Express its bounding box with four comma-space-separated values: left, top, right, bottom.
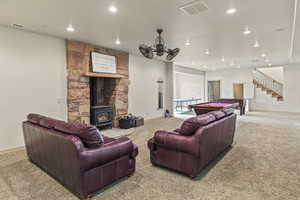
166, 48, 180, 61
139, 29, 180, 60
139, 44, 154, 59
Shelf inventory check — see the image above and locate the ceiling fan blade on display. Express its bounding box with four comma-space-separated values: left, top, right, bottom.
166, 48, 180, 61
139, 44, 154, 59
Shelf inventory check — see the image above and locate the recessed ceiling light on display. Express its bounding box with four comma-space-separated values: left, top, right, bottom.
243, 26, 251, 35
115, 37, 121, 45
253, 40, 260, 48
205, 49, 210, 55
261, 53, 266, 58
66, 24, 75, 32
268, 63, 272, 66
226, 8, 237, 15
109, 5, 118, 13
221, 57, 225, 62
185, 40, 191, 46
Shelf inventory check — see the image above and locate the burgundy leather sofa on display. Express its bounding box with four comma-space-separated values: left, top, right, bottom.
148, 108, 236, 178
22, 114, 138, 199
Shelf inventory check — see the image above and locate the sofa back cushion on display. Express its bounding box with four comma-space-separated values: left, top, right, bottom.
27, 114, 45, 124
54, 121, 104, 148
209, 110, 226, 119
39, 117, 60, 129
179, 114, 216, 136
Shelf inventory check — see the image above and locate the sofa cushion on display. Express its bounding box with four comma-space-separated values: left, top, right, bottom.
209, 110, 226, 119
179, 114, 216, 136
27, 114, 45, 124
39, 117, 60, 129
103, 136, 116, 144
54, 121, 104, 148
222, 108, 234, 116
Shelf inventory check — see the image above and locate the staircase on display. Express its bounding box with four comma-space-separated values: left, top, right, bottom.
253, 70, 284, 101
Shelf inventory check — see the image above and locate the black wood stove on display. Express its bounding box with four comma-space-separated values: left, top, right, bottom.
90, 77, 113, 129
91, 106, 113, 129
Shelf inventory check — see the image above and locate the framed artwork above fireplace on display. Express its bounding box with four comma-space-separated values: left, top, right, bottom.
91, 51, 117, 74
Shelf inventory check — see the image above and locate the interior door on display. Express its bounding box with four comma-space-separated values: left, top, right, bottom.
208, 80, 220, 101
233, 83, 244, 99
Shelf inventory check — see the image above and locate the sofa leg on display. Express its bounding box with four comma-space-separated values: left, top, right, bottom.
189, 174, 197, 180
151, 161, 157, 167
81, 195, 92, 200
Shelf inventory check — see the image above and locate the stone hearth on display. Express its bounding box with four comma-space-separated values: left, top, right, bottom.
66, 40, 129, 126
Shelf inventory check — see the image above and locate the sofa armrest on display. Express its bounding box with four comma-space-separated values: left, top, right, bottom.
80, 137, 134, 171
154, 130, 199, 157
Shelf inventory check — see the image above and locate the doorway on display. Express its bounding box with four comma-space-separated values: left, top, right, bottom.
207, 80, 221, 101
233, 83, 244, 99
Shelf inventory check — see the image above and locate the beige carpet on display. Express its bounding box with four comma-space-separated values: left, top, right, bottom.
1, 111, 300, 200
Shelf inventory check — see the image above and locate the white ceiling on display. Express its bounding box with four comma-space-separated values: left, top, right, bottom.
0, 0, 299, 71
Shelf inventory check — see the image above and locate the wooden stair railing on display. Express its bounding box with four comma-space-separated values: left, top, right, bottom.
253, 70, 284, 101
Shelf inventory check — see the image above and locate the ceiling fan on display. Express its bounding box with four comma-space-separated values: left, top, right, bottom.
139, 29, 180, 61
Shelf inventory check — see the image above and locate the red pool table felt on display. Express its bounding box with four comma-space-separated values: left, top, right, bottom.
195, 102, 235, 108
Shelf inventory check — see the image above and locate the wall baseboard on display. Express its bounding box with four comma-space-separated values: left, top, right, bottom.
0, 146, 25, 155
249, 109, 300, 114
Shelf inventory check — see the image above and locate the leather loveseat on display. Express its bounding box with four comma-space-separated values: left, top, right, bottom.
148, 109, 236, 178
22, 114, 138, 199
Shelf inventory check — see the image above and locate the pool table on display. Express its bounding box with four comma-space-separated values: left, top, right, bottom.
218, 98, 247, 115
189, 102, 239, 115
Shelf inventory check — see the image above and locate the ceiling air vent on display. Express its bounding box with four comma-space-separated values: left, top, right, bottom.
179, 0, 209, 16
11, 23, 25, 29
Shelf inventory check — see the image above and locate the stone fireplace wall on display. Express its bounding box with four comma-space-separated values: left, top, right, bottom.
66, 40, 129, 125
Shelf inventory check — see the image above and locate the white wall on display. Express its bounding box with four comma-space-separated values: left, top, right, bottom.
281, 64, 300, 112
206, 68, 254, 100
165, 62, 174, 115
128, 55, 173, 119
250, 88, 287, 112
174, 72, 205, 99
250, 64, 300, 112
257, 67, 284, 83
0, 26, 67, 151
206, 65, 300, 113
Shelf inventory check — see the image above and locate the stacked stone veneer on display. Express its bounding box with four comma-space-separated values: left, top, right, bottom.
66, 40, 129, 126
